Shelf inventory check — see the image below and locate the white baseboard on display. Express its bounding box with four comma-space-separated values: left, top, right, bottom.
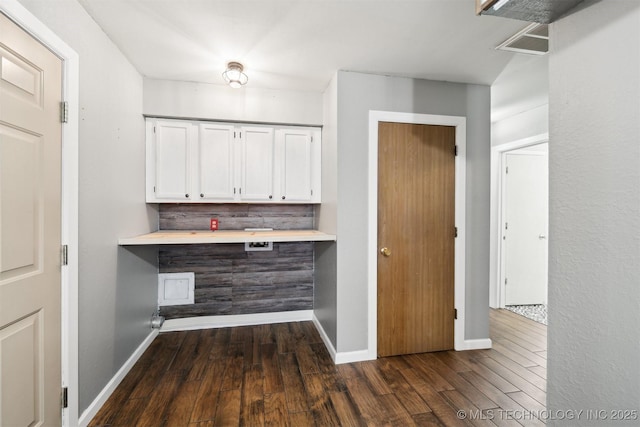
461, 338, 493, 350
335, 349, 375, 364
78, 329, 159, 427
311, 314, 376, 364
311, 314, 337, 362
161, 310, 314, 332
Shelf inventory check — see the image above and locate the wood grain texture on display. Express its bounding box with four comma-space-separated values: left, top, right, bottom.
159, 242, 313, 319
154, 204, 320, 319
377, 122, 456, 356
159, 203, 314, 230
90, 310, 547, 427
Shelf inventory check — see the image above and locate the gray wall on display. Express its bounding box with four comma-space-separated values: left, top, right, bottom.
322, 71, 492, 353
548, 0, 640, 422
314, 74, 339, 346
18, 0, 158, 414
492, 55, 549, 147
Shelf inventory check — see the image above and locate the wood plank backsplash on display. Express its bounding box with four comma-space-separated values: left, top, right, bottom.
158, 204, 314, 319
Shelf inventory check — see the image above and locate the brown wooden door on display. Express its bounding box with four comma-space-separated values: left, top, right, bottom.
0, 12, 63, 426
377, 122, 455, 357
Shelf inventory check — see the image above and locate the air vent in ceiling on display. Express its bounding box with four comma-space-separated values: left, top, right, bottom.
476, 0, 585, 24
496, 23, 548, 55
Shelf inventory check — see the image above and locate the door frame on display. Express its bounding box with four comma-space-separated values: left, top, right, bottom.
368, 111, 467, 355
0, 2, 79, 426
489, 134, 548, 308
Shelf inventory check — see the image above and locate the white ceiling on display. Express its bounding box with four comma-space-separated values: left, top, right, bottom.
78, 0, 528, 92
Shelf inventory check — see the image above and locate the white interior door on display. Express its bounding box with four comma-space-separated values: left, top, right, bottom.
502, 150, 548, 305
0, 12, 63, 426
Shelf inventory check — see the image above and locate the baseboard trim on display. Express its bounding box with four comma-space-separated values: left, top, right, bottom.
461, 338, 493, 350
311, 314, 337, 362
311, 314, 376, 364
78, 329, 158, 427
161, 310, 314, 332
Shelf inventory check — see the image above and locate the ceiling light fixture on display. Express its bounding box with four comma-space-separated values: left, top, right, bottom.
222, 61, 248, 88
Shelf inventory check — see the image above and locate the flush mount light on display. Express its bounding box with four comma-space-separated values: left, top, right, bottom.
222, 61, 248, 88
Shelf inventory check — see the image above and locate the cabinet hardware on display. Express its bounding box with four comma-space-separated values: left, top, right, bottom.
200, 193, 204, 198
380, 247, 391, 257
269, 195, 272, 199
61, 245, 68, 266
282, 195, 286, 200
185, 193, 189, 198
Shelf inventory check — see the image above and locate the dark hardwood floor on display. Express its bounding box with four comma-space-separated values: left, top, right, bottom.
89, 309, 547, 426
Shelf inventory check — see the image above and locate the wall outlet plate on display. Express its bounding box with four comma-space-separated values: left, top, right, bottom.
244, 228, 274, 251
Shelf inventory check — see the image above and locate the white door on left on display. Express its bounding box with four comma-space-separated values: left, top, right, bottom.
0, 12, 63, 426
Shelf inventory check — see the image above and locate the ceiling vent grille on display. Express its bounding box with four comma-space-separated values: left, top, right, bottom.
496, 23, 548, 55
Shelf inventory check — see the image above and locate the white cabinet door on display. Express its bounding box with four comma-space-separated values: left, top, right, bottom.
198, 123, 235, 201
277, 129, 312, 202
240, 126, 274, 201
153, 120, 193, 201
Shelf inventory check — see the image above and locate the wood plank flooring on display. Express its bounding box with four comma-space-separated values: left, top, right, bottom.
89, 309, 547, 426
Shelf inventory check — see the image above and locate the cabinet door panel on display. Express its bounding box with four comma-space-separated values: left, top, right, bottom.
241, 127, 274, 201
155, 121, 191, 200
279, 129, 312, 202
199, 124, 235, 201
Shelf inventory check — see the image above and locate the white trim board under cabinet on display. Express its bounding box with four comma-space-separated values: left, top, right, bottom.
146, 118, 321, 203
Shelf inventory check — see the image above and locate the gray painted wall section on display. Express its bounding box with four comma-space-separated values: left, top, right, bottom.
334, 71, 491, 352
314, 74, 339, 347
18, 0, 158, 413
548, 0, 640, 422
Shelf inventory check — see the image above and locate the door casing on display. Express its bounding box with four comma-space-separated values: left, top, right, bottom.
367, 111, 471, 358
0, 2, 79, 426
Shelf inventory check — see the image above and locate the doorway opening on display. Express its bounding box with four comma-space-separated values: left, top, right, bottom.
490, 134, 549, 325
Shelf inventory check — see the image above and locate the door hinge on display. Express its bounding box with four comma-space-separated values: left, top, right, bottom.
60, 101, 69, 123
61, 245, 68, 266
505, 278, 508, 285
153, 126, 156, 133
506, 166, 509, 174
61, 387, 68, 409
454, 145, 458, 156
454, 309, 458, 320
153, 186, 156, 193
454, 227, 458, 238
311, 136, 314, 143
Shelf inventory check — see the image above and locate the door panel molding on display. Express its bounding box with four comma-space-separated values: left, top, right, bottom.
368, 111, 468, 356
0, 2, 79, 426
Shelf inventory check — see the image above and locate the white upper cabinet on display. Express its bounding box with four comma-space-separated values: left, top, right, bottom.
276, 128, 313, 202
148, 120, 194, 201
146, 118, 321, 203
240, 126, 274, 201
198, 123, 235, 201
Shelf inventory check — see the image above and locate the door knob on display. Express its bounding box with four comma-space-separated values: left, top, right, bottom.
380, 247, 391, 257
